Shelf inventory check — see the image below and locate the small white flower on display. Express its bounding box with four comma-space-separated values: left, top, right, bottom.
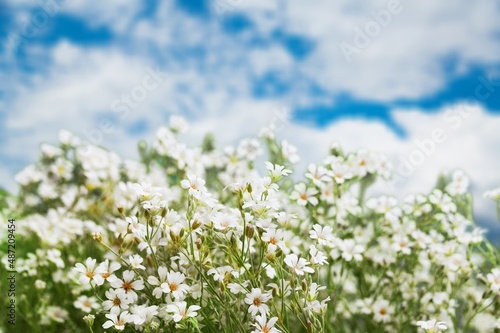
245, 288, 272, 317
160, 271, 190, 300
110, 270, 144, 302
284, 254, 314, 276
73, 295, 99, 313
166, 301, 201, 322
102, 289, 131, 311
486, 268, 500, 293
290, 183, 318, 206
74, 257, 104, 285
128, 255, 146, 270
253, 313, 281, 333
416, 318, 448, 332
102, 308, 133, 331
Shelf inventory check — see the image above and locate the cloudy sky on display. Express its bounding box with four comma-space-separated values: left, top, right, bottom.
1, 0, 500, 239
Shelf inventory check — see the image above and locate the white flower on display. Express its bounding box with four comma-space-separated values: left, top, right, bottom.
73, 295, 99, 313
103, 289, 131, 311
372, 299, 394, 323
309, 245, 328, 266
284, 254, 314, 275
290, 183, 318, 206
416, 318, 448, 332
245, 288, 272, 317
181, 174, 207, 198
130, 305, 159, 325
309, 224, 334, 246
102, 308, 133, 331
262, 228, 287, 253
166, 301, 201, 322
486, 268, 500, 293
110, 270, 144, 302
253, 314, 281, 333
160, 271, 190, 300
98, 259, 121, 283
74, 257, 104, 285
45, 306, 69, 323
128, 255, 146, 270
265, 162, 292, 179
339, 239, 365, 262
126, 216, 146, 238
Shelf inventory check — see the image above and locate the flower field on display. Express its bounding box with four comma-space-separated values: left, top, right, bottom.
1, 117, 499, 332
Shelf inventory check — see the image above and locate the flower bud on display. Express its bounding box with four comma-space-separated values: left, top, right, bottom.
92, 232, 102, 243
245, 225, 255, 238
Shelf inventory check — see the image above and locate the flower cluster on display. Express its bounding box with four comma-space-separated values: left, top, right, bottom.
0, 116, 499, 333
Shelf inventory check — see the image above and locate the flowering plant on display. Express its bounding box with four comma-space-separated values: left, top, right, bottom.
1, 117, 499, 332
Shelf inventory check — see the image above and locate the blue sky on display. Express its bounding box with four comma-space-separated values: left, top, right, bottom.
1, 0, 500, 239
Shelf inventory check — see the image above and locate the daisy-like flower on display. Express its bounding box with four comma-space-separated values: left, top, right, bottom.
161, 271, 190, 300
102, 308, 133, 331
181, 174, 207, 197
147, 266, 169, 299
73, 295, 100, 313
309, 224, 334, 246
45, 306, 69, 323
212, 212, 240, 231
128, 254, 146, 270
166, 301, 201, 322
265, 162, 292, 179
110, 270, 144, 302
98, 259, 121, 284
130, 305, 159, 325
262, 228, 287, 253
102, 289, 131, 311
245, 288, 272, 317
126, 216, 146, 238
74, 257, 104, 285
416, 318, 448, 332
339, 239, 365, 262
284, 254, 314, 276
253, 314, 281, 333
309, 245, 328, 266
486, 268, 500, 293
290, 183, 318, 206
372, 299, 394, 323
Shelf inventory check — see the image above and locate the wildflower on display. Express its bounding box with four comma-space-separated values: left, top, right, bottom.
245, 288, 272, 316
45, 306, 69, 323
486, 268, 500, 293
166, 301, 201, 322
372, 299, 394, 323
265, 162, 292, 179
73, 295, 100, 313
74, 257, 104, 285
309, 224, 334, 246
253, 314, 281, 333
98, 259, 121, 283
110, 270, 144, 302
102, 308, 133, 331
309, 245, 328, 266
339, 239, 365, 262
102, 289, 131, 311
160, 271, 190, 300
416, 318, 448, 332
290, 183, 318, 206
128, 254, 146, 270
181, 174, 207, 197
284, 254, 314, 275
